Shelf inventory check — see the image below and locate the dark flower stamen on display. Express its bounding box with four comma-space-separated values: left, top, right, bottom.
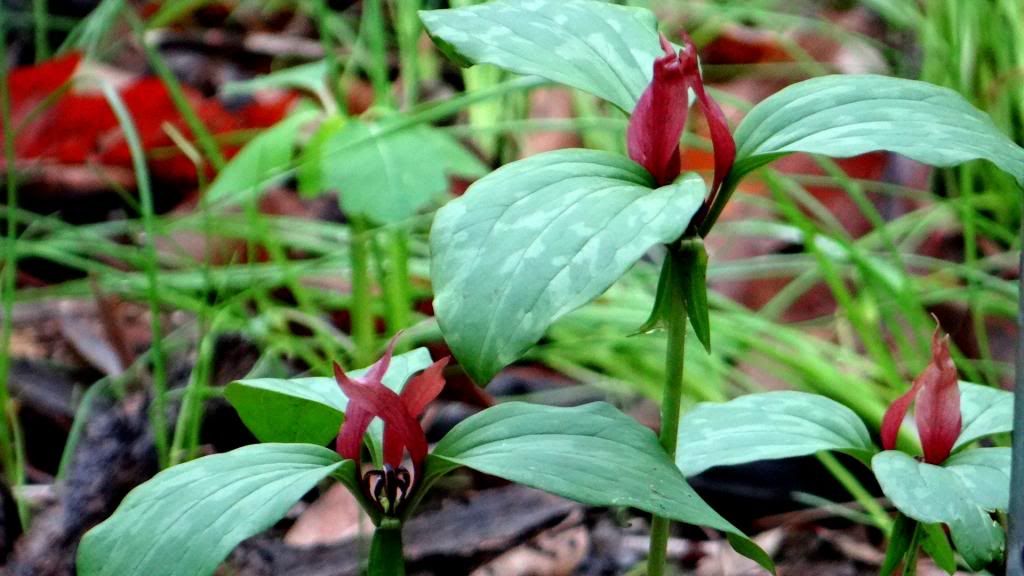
363, 464, 412, 516
333, 335, 450, 517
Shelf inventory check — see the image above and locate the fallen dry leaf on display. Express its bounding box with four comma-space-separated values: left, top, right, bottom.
284, 483, 371, 547
697, 529, 784, 576
469, 510, 588, 576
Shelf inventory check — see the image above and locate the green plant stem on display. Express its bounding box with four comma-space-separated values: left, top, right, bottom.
375, 230, 411, 337
368, 520, 406, 576
130, 11, 226, 171
314, 0, 346, 116
33, 0, 49, 60
816, 452, 891, 531
146, 0, 212, 29
389, 230, 411, 327
0, 12, 30, 529
1008, 207, 1024, 575
101, 83, 171, 468
363, 0, 392, 108
387, 0, 419, 335
647, 244, 689, 576
902, 524, 922, 576
169, 316, 215, 466
394, 0, 421, 108
349, 217, 376, 366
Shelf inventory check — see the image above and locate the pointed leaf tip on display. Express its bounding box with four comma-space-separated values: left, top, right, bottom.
401, 357, 449, 417
678, 32, 735, 204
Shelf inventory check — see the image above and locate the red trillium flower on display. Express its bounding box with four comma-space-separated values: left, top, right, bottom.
627, 33, 736, 208
880, 330, 962, 464
333, 337, 449, 516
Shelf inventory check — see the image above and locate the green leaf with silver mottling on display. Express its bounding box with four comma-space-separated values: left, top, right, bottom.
872, 450, 1004, 570
944, 448, 1012, 512
956, 382, 1014, 449
77, 444, 348, 576
226, 348, 434, 449
420, 0, 663, 112
428, 401, 774, 573
677, 391, 876, 477
206, 110, 318, 205
430, 149, 705, 384
732, 75, 1024, 186
320, 121, 486, 224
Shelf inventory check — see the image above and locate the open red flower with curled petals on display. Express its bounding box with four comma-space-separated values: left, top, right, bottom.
880, 329, 962, 464
333, 337, 449, 516
627, 33, 736, 209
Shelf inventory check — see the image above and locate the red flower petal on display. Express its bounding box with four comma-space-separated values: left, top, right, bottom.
400, 357, 450, 417
880, 329, 963, 463
364, 335, 399, 384
627, 35, 688, 186
681, 33, 736, 203
880, 377, 924, 451
335, 402, 373, 462
333, 360, 428, 469
914, 332, 961, 464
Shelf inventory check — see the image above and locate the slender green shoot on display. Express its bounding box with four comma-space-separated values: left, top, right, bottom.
130, 11, 227, 170
349, 217, 377, 366
647, 243, 691, 576
99, 82, 171, 468
33, 0, 50, 60
0, 9, 30, 530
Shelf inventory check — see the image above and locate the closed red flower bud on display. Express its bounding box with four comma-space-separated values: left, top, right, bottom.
627, 33, 736, 203
881, 330, 962, 464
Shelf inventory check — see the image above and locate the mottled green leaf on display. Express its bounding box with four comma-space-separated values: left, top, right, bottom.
420, 0, 663, 112
431, 149, 704, 383
226, 348, 434, 448
873, 450, 1005, 570
944, 448, 1012, 511
677, 391, 876, 477
429, 401, 774, 573
77, 444, 348, 576
732, 75, 1024, 186
206, 110, 318, 204
320, 121, 486, 224
956, 382, 1014, 449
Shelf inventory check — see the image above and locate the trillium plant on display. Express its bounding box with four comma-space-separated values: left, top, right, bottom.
76, 1, 1024, 575
675, 330, 1015, 574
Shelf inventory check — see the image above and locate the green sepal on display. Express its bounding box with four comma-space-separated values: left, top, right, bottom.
678, 238, 711, 353
634, 246, 676, 335
880, 513, 916, 576
920, 522, 957, 574
635, 239, 711, 352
